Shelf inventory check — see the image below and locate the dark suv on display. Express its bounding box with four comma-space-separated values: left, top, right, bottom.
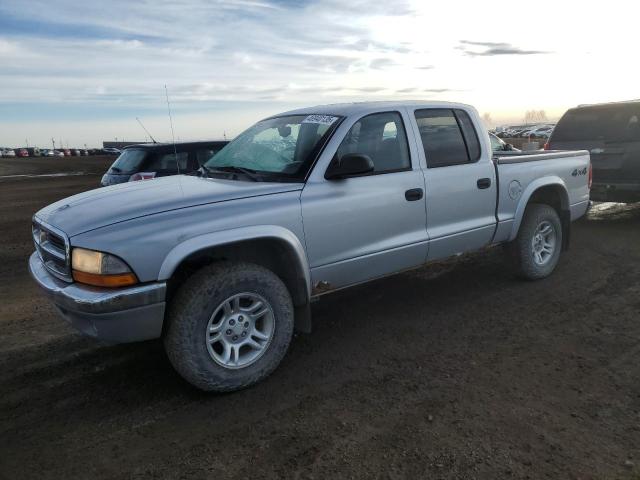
100, 141, 229, 186
548, 101, 640, 203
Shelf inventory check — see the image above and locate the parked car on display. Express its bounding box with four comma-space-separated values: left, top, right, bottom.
40, 149, 51, 157
15, 148, 29, 157
103, 147, 121, 155
29, 101, 590, 392
520, 126, 554, 139
54, 150, 65, 157
100, 141, 229, 186
26, 147, 41, 157
81, 149, 89, 156
61, 149, 71, 156
489, 133, 519, 152
548, 100, 640, 203
1, 148, 16, 158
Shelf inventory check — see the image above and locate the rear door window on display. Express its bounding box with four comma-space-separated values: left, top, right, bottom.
147, 151, 189, 172
415, 109, 478, 168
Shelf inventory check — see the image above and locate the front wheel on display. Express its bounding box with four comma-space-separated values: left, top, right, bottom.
164, 262, 294, 392
510, 203, 563, 280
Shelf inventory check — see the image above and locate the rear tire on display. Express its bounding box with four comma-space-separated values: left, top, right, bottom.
164, 262, 294, 392
510, 203, 563, 280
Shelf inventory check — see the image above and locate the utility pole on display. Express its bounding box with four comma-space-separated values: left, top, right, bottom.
52, 138, 55, 150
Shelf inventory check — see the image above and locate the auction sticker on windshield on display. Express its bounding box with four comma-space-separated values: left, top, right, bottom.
302, 115, 338, 125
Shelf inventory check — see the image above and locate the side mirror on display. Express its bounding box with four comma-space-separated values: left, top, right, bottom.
325, 153, 374, 180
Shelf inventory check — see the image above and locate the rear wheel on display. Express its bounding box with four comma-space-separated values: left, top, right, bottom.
510, 203, 563, 280
164, 262, 294, 392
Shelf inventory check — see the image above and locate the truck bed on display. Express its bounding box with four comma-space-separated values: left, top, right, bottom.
491, 149, 591, 244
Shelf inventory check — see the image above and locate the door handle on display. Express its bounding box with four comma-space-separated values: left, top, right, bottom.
405, 188, 424, 201
477, 178, 491, 189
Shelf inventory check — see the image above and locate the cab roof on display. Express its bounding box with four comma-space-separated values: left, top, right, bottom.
276, 100, 475, 118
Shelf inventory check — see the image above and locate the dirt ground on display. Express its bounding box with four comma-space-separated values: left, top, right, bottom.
0, 159, 639, 479
0, 155, 116, 177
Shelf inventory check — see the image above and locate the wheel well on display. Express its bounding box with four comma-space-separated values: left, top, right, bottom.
527, 184, 571, 250
166, 238, 309, 308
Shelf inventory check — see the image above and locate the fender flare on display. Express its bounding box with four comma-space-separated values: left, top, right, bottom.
157, 225, 312, 303
508, 176, 569, 241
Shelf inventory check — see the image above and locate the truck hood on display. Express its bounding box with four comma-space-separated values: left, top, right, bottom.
36, 175, 303, 236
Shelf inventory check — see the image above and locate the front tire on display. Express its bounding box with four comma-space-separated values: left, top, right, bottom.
510, 203, 563, 280
164, 262, 294, 392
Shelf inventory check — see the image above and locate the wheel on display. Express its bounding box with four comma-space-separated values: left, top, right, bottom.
510, 203, 563, 280
164, 262, 294, 392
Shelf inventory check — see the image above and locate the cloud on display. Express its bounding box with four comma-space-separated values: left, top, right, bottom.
394, 87, 454, 95
0, 0, 424, 110
458, 40, 551, 56
369, 58, 397, 70
351, 86, 387, 93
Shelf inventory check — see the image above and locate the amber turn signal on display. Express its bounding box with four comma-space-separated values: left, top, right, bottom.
72, 270, 138, 288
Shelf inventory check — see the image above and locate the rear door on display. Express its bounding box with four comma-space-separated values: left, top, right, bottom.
411, 108, 497, 261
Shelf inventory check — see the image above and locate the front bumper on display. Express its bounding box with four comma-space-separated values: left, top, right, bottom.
591, 182, 640, 203
29, 252, 166, 343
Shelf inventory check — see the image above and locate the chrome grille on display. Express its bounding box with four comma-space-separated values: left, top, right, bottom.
32, 218, 72, 282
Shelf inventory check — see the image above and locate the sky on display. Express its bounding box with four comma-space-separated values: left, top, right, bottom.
0, 0, 638, 148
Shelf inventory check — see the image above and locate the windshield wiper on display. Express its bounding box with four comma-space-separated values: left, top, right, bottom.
206, 165, 260, 182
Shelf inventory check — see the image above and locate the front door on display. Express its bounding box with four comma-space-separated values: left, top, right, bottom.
301, 110, 428, 292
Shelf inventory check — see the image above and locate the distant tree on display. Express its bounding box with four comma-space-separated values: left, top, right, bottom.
524, 110, 548, 123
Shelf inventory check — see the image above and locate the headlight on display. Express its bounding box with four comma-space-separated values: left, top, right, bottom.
71, 248, 138, 287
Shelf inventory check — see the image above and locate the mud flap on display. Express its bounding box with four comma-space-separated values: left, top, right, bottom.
294, 303, 312, 333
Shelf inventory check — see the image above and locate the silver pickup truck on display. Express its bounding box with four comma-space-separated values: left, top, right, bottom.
29, 101, 591, 391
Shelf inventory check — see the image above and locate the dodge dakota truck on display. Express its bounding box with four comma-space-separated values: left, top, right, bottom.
29, 101, 591, 392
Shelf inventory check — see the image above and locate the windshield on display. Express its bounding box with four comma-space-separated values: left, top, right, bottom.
110, 149, 147, 173
553, 104, 640, 143
205, 114, 340, 180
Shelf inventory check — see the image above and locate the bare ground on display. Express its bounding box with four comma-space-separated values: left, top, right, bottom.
0, 160, 639, 479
